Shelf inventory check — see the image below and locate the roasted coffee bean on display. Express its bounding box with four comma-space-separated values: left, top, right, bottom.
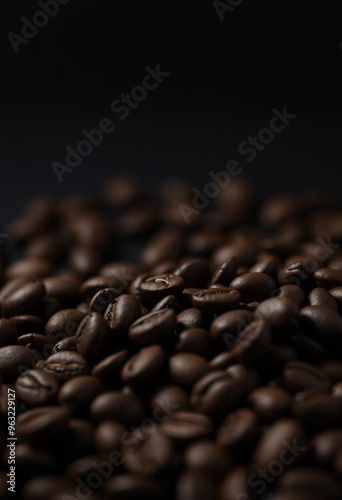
310, 429, 342, 467
176, 471, 216, 500
276, 284, 307, 307
17, 406, 71, 441
230, 318, 271, 362
159, 411, 213, 441
173, 258, 209, 288
230, 272, 276, 302
141, 229, 183, 269
314, 267, 342, 289
176, 308, 207, 332
80, 275, 123, 301
2, 279, 45, 317
191, 287, 241, 314
210, 309, 252, 346
191, 370, 242, 417
0, 318, 18, 347
253, 418, 307, 469
317, 359, 342, 383
248, 386, 291, 421
209, 257, 238, 287
216, 408, 258, 449
52, 336, 77, 354
121, 345, 166, 386
43, 274, 81, 305
308, 287, 338, 311
283, 361, 330, 393
93, 420, 127, 454
91, 350, 130, 380
292, 390, 342, 430
43, 351, 89, 383
169, 353, 209, 388
15, 369, 59, 407
10, 314, 44, 334
218, 466, 256, 500
0, 345, 35, 381
76, 312, 108, 358
90, 391, 145, 426
332, 381, 342, 398
104, 474, 163, 500
175, 328, 216, 358
255, 297, 299, 339
45, 309, 86, 342
58, 375, 104, 411
5, 258, 53, 281
278, 257, 316, 289
89, 287, 122, 313
151, 294, 181, 312
140, 274, 185, 302
21, 476, 73, 500
250, 254, 280, 279
330, 287, 342, 307
129, 309, 176, 345
300, 306, 342, 344
104, 294, 141, 335
68, 247, 101, 278
150, 384, 190, 413
277, 467, 342, 500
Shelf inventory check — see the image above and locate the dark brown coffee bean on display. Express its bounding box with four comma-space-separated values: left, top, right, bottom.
230, 272, 276, 302
0, 318, 18, 347
169, 353, 209, 388
176, 471, 216, 500
278, 467, 342, 500
80, 275, 123, 301
329, 286, 342, 307
332, 381, 342, 398
15, 369, 59, 407
209, 351, 237, 370
283, 361, 330, 393
173, 258, 209, 288
150, 384, 190, 414
300, 306, 342, 344
248, 386, 291, 421
104, 474, 163, 500
124, 429, 177, 476
90, 391, 145, 426
76, 312, 108, 358
310, 429, 342, 467
276, 284, 307, 307
10, 314, 44, 334
191, 370, 242, 417
250, 254, 280, 279
17, 406, 71, 441
0, 345, 35, 381
21, 476, 73, 500
121, 345, 166, 386
255, 297, 299, 339
231, 318, 271, 362
45, 309, 86, 342
5, 258, 54, 281
308, 287, 338, 311
42, 274, 81, 305
253, 418, 307, 470
43, 351, 89, 383
191, 287, 241, 314
292, 390, 342, 430
217, 408, 258, 449
58, 375, 103, 410
104, 294, 141, 335
140, 274, 185, 302
2, 279, 45, 317
52, 336, 77, 354
218, 466, 256, 500
68, 247, 101, 278
210, 309, 252, 346
93, 420, 127, 454
91, 349, 130, 380
129, 309, 176, 345
209, 257, 238, 287
176, 308, 207, 332
151, 295, 181, 312
160, 411, 212, 441
225, 363, 260, 394
89, 287, 122, 313
175, 328, 216, 358
314, 267, 342, 289
141, 229, 183, 269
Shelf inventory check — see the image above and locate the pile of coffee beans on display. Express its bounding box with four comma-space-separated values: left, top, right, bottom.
1, 177, 342, 499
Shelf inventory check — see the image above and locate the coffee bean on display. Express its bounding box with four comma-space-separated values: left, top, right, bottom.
52, 336, 77, 354
210, 309, 252, 346
140, 274, 185, 302
151, 295, 181, 312
329, 286, 342, 307
76, 312, 108, 358
0, 345, 35, 381
104, 474, 163, 500
248, 386, 291, 421
2, 279, 45, 317
104, 294, 141, 335
277, 467, 342, 500
17, 406, 71, 442
68, 247, 101, 278
150, 384, 190, 413
58, 375, 103, 411
129, 309, 176, 345
80, 275, 123, 301
169, 353, 209, 388
10, 314, 44, 334
21, 476, 73, 500
250, 254, 280, 279
90, 391, 145, 426
45, 309, 86, 342
43, 274, 81, 305
218, 466, 256, 500
15, 369, 59, 407
0, 318, 18, 347
255, 297, 299, 340
209, 257, 238, 287
176, 308, 207, 332
141, 229, 183, 269
159, 411, 213, 441
175, 328, 216, 358
176, 471, 216, 500
310, 429, 342, 467
217, 408, 258, 450
91, 349, 130, 380
121, 345, 166, 387
283, 361, 330, 393
5, 258, 53, 281
292, 390, 342, 431
314, 267, 342, 289
308, 287, 338, 311
300, 306, 342, 344
93, 420, 127, 454
89, 287, 122, 313
43, 351, 89, 383
191, 287, 241, 314
230, 272, 276, 302
231, 318, 271, 362
276, 284, 307, 307
173, 258, 209, 288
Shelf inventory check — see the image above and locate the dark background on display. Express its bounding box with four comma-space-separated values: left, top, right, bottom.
0, 0, 342, 229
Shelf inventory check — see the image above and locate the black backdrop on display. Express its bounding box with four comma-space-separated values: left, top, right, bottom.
0, 0, 342, 229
